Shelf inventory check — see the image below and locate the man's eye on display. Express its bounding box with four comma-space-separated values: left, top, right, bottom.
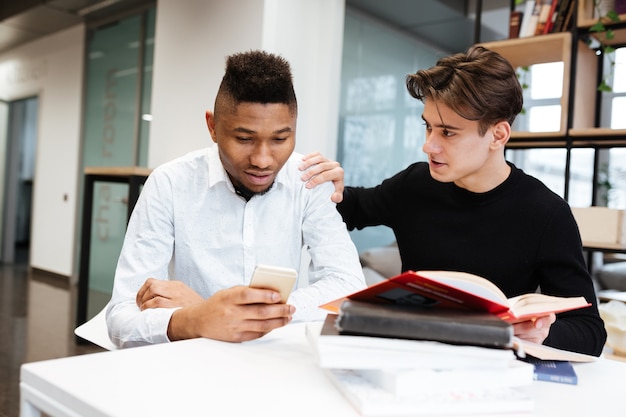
443, 129, 454, 137
274, 137, 288, 142
236, 136, 252, 142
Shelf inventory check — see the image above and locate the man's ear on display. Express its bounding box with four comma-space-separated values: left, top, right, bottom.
206, 110, 217, 143
490, 121, 510, 150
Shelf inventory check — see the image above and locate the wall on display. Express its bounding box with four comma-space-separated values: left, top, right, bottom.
149, 0, 344, 166
0, 0, 345, 278
0, 25, 85, 276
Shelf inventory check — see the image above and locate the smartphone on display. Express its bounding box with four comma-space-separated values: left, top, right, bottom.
249, 264, 297, 303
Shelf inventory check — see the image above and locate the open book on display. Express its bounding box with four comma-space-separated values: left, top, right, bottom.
321, 270, 591, 324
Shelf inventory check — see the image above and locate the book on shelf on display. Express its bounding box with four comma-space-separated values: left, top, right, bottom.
550, 0, 571, 33
541, 0, 560, 34
519, 355, 578, 385
355, 359, 534, 397
519, 0, 537, 37
336, 299, 513, 348
320, 270, 591, 324
534, 0, 555, 35
509, 10, 523, 38
305, 315, 516, 371
521, 0, 541, 37
324, 368, 534, 417
558, 0, 576, 32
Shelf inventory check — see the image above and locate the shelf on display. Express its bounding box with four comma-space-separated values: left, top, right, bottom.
479, 32, 571, 68
578, 0, 626, 46
84, 166, 153, 177
507, 128, 626, 149
510, 131, 565, 139
507, 131, 566, 149
569, 128, 626, 147
480, 32, 597, 135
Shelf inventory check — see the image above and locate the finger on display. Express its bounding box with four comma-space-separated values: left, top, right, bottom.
300, 160, 339, 181
300, 151, 322, 163
303, 166, 343, 188
136, 278, 156, 306
227, 286, 284, 305
299, 156, 336, 175
140, 295, 176, 311
233, 317, 294, 342
331, 191, 344, 204
299, 152, 326, 170
534, 313, 556, 329
248, 302, 295, 320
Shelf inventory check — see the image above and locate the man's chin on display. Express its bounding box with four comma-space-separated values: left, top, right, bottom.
242, 181, 274, 197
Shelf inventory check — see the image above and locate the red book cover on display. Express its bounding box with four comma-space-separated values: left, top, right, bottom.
321, 270, 590, 324
542, 0, 559, 34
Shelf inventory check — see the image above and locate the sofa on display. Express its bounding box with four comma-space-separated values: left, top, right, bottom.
359, 242, 402, 286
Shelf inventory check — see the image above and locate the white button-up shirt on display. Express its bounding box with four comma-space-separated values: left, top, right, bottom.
107, 146, 366, 347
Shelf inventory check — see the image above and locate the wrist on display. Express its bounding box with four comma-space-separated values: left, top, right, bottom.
167, 307, 192, 341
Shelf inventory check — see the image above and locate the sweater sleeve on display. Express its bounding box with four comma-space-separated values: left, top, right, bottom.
338, 164, 422, 231
535, 204, 607, 356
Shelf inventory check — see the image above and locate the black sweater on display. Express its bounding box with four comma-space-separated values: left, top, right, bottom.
339, 161, 607, 356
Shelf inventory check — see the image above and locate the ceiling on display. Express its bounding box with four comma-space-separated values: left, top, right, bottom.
0, 0, 509, 56
0, 0, 152, 53
346, 0, 509, 52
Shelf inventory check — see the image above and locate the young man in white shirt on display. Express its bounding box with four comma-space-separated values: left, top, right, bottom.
106, 50, 366, 348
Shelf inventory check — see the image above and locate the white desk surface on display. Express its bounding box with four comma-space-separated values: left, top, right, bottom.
20, 322, 626, 417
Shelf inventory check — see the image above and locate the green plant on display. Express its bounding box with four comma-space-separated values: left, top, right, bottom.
589, 1, 622, 92
597, 162, 612, 206
516, 66, 530, 115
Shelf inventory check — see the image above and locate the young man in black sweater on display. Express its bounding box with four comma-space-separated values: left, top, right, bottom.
301, 45, 607, 356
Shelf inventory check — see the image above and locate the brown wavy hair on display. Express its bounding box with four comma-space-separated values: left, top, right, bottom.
406, 45, 523, 136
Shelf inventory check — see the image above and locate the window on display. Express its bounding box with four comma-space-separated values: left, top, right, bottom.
338, 9, 442, 251
508, 47, 626, 210
600, 47, 626, 208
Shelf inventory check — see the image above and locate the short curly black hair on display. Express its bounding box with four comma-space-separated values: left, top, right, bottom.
214, 50, 297, 118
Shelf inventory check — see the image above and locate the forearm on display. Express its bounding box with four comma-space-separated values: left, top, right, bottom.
106, 301, 176, 348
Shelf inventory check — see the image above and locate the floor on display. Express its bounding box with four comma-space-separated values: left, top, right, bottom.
0, 259, 104, 417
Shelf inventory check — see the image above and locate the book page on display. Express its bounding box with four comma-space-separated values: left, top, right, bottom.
513, 337, 597, 362
417, 270, 509, 306
507, 293, 590, 319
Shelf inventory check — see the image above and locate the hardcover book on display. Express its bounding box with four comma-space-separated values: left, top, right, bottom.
305, 316, 516, 371
324, 368, 534, 416
321, 270, 591, 324
509, 10, 523, 38
356, 359, 534, 397
519, 356, 578, 385
337, 299, 513, 348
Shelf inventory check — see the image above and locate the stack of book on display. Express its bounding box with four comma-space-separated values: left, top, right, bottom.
306, 315, 534, 416
307, 269, 597, 416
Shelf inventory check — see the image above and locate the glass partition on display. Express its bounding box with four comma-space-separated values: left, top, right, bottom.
338, 9, 441, 252
79, 6, 155, 321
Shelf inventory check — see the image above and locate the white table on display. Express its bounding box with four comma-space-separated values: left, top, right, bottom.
20, 322, 626, 417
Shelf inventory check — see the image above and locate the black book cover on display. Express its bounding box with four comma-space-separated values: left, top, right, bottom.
337, 299, 513, 348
